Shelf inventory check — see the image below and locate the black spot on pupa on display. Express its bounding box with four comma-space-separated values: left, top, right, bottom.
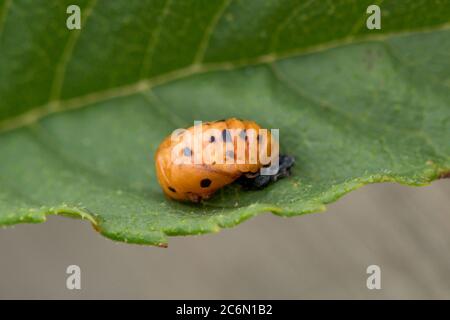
222, 129, 232, 142
183, 147, 192, 156
200, 178, 212, 188
257, 134, 263, 142
168, 187, 176, 193
209, 135, 215, 143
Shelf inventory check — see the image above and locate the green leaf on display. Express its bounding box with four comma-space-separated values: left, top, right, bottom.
0, 0, 449, 246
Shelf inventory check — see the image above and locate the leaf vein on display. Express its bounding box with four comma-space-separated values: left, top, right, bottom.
0, 0, 12, 41
140, 0, 173, 78
193, 0, 232, 64
48, 0, 98, 104
1, 23, 450, 133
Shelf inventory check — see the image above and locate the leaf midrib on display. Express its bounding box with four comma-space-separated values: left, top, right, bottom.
1, 22, 449, 135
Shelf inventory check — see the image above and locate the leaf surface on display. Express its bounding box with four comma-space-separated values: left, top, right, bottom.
0, 0, 449, 246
